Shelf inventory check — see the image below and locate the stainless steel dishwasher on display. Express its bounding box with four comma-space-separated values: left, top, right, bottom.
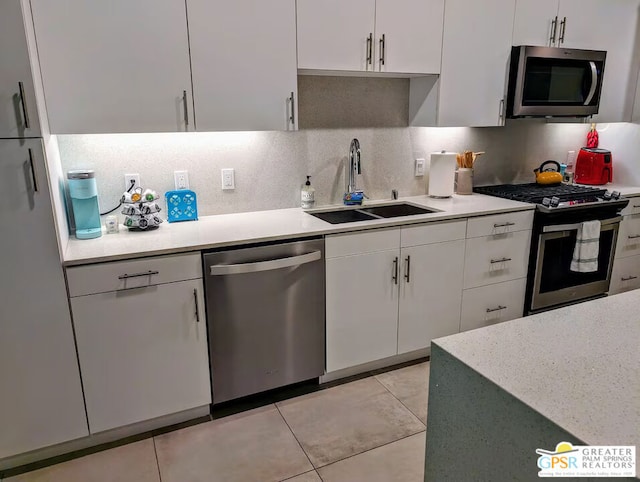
203, 238, 325, 404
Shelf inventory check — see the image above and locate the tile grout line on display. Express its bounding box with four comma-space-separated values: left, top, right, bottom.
371, 375, 427, 429
274, 403, 316, 477
152, 437, 163, 482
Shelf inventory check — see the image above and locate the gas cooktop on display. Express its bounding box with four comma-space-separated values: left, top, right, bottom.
474, 183, 626, 213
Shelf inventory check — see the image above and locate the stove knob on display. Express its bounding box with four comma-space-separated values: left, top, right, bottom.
542, 197, 552, 207
611, 191, 621, 200
550, 196, 560, 208
603, 191, 612, 201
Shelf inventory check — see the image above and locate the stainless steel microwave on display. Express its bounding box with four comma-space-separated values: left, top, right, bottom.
506, 46, 607, 118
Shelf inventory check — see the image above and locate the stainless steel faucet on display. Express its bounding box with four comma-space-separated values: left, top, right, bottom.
347, 138, 361, 195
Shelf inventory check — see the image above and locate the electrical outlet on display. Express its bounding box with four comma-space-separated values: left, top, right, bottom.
174, 170, 189, 190
124, 173, 140, 191
221, 168, 235, 190
415, 158, 426, 177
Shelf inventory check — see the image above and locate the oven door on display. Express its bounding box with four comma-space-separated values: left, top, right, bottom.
530, 216, 621, 312
508, 46, 606, 117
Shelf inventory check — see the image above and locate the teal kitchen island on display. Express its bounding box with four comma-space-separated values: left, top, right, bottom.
425, 290, 639, 481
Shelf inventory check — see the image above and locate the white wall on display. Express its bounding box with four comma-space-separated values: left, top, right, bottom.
56, 121, 640, 224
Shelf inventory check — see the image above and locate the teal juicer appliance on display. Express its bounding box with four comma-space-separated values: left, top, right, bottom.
68, 170, 102, 239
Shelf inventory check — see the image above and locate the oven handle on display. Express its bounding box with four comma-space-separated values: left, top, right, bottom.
584, 61, 598, 106
542, 216, 622, 234
209, 250, 321, 275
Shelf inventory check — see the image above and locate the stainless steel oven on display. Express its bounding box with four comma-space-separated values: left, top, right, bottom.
507, 46, 606, 118
530, 216, 621, 312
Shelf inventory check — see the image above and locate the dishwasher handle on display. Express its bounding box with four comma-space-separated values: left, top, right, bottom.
209, 250, 322, 276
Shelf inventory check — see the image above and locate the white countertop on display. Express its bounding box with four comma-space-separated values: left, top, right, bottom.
63, 194, 533, 266
433, 290, 640, 448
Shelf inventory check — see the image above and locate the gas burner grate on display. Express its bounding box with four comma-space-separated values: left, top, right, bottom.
474, 183, 607, 204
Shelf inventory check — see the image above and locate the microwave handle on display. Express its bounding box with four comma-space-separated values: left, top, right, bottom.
584, 61, 598, 106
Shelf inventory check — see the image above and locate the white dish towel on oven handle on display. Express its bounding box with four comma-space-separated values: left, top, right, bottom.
570, 220, 601, 273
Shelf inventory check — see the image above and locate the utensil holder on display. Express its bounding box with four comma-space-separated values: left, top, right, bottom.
456, 168, 473, 195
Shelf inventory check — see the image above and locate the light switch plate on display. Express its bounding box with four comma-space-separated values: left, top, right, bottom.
415, 158, 426, 177
221, 168, 235, 190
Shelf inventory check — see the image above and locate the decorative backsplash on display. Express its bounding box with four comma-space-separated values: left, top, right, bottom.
57, 121, 640, 221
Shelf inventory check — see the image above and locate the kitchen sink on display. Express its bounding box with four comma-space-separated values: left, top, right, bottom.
307, 203, 439, 224
360, 203, 437, 218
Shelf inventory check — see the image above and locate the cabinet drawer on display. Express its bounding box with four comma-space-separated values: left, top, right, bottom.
67, 253, 202, 297
466, 210, 534, 238
460, 278, 526, 332
401, 220, 466, 248
609, 254, 640, 295
463, 230, 531, 289
616, 214, 640, 259
326, 228, 400, 258
619, 197, 640, 216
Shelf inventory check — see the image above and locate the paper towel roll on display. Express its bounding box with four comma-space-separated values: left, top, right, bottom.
429, 152, 457, 198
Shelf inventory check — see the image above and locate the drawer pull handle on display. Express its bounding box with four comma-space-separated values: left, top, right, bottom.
118, 270, 159, 280
486, 305, 507, 313
621, 276, 638, 282
628, 235, 640, 240
633, 204, 640, 208
193, 288, 200, 323
392, 257, 398, 285
490, 257, 512, 264
494, 222, 516, 228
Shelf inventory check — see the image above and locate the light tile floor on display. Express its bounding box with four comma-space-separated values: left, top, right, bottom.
5, 361, 430, 482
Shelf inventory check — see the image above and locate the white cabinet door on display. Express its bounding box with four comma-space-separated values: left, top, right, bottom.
187, 0, 297, 131
30, 0, 193, 134
0, 0, 41, 138
512, 0, 560, 46
615, 214, 640, 259
326, 250, 399, 372
0, 139, 88, 459
297, 0, 376, 71
374, 0, 444, 74
438, 0, 516, 126
557, 0, 640, 122
460, 278, 527, 332
71, 280, 211, 434
398, 240, 464, 354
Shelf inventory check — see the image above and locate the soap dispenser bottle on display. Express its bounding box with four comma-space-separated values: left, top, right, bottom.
301, 175, 315, 209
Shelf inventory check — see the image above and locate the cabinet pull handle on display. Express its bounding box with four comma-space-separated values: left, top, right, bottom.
494, 222, 515, 228
289, 91, 295, 126
18, 81, 31, 129
193, 288, 201, 322
490, 257, 512, 264
550, 16, 558, 45
559, 17, 567, 43
499, 99, 505, 124
118, 270, 159, 280
486, 305, 507, 313
628, 235, 640, 240
182, 90, 189, 127
379, 34, 385, 67
366, 33, 373, 66
28, 148, 38, 192
621, 275, 638, 282
392, 257, 398, 284
404, 255, 411, 283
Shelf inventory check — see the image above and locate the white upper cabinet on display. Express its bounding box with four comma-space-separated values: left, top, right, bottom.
297, 0, 444, 74
187, 0, 298, 131
438, 0, 516, 127
0, 0, 41, 138
555, 0, 640, 122
512, 0, 560, 46
374, 0, 444, 74
30, 0, 193, 134
297, 0, 376, 72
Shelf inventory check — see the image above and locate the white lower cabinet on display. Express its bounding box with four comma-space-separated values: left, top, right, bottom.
398, 239, 465, 354
609, 254, 640, 295
67, 254, 211, 434
326, 249, 400, 372
460, 278, 527, 332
